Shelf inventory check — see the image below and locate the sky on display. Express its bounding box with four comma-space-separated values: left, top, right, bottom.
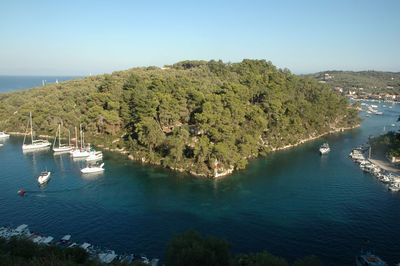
0, 0, 399, 75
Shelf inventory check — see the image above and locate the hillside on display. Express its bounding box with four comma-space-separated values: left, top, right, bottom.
0, 60, 360, 177
306, 71, 400, 94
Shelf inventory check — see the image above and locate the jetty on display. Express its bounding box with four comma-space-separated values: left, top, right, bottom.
349, 145, 400, 192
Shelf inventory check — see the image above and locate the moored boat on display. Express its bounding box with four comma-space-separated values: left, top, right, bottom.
319, 143, 330, 154
81, 163, 105, 174
22, 112, 51, 151
356, 251, 387, 265
86, 151, 103, 162
53, 124, 73, 152
388, 183, 400, 192
0, 132, 10, 138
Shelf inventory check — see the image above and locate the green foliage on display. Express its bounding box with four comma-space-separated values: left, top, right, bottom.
291, 255, 323, 266
165, 229, 232, 266
0, 237, 90, 265
234, 252, 289, 266
0, 60, 359, 176
370, 130, 400, 158
165, 230, 323, 266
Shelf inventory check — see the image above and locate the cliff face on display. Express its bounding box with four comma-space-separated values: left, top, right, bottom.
0, 60, 361, 177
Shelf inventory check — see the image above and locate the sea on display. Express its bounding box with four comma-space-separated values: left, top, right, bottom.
0, 75, 84, 93
0, 77, 399, 265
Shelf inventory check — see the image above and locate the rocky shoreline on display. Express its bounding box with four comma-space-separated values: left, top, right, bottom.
94, 125, 360, 178
8, 125, 359, 178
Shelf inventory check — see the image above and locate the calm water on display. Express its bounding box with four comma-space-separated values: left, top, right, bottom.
0, 75, 84, 93
1, 103, 400, 265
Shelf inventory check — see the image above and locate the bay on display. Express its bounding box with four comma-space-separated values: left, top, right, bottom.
0, 102, 399, 265
0, 75, 84, 93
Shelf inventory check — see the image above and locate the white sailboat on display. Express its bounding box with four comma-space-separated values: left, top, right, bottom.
70, 125, 91, 158
81, 163, 105, 174
22, 112, 51, 151
53, 124, 72, 152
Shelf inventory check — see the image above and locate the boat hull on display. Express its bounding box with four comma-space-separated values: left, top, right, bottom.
81, 168, 104, 174
53, 146, 73, 152
22, 142, 51, 151
38, 172, 51, 185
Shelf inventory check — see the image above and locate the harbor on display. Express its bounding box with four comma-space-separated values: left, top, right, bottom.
0, 100, 400, 265
350, 145, 400, 192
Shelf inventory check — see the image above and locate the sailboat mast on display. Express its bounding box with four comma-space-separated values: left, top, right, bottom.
23, 116, 29, 146
75, 127, 78, 149
58, 124, 61, 148
68, 129, 71, 147
30, 112, 33, 144
52, 124, 58, 148
80, 124, 83, 149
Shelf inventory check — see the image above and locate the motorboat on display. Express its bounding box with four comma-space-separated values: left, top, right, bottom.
0, 132, 10, 138
356, 251, 387, 265
81, 163, 105, 174
38, 171, 51, 185
388, 183, 400, 192
319, 143, 330, 154
86, 151, 103, 162
98, 250, 117, 264
22, 112, 51, 151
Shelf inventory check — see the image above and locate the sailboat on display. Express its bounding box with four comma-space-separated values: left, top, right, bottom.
22, 112, 51, 151
53, 124, 72, 152
70, 125, 91, 158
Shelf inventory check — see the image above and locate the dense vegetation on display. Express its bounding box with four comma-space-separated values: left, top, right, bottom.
306, 71, 400, 94
0, 230, 322, 266
0, 60, 359, 176
165, 229, 322, 266
370, 126, 400, 159
0, 236, 93, 265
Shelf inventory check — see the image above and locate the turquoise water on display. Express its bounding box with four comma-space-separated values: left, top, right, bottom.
0, 75, 83, 93
0, 103, 400, 265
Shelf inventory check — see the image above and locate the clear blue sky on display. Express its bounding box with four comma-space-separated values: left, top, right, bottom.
1, 0, 399, 75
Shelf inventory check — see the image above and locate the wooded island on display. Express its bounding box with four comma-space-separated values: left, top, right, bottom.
0, 60, 360, 177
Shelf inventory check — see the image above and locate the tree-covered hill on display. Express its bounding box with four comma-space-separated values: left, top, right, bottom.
306, 70, 400, 94
0, 60, 360, 177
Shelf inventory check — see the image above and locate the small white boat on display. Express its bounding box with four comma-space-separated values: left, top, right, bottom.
86, 151, 103, 161
319, 143, 330, 154
0, 132, 10, 138
42, 236, 54, 245
388, 183, 400, 192
98, 250, 117, 264
38, 171, 51, 185
81, 163, 105, 174
356, 251, 387, 265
